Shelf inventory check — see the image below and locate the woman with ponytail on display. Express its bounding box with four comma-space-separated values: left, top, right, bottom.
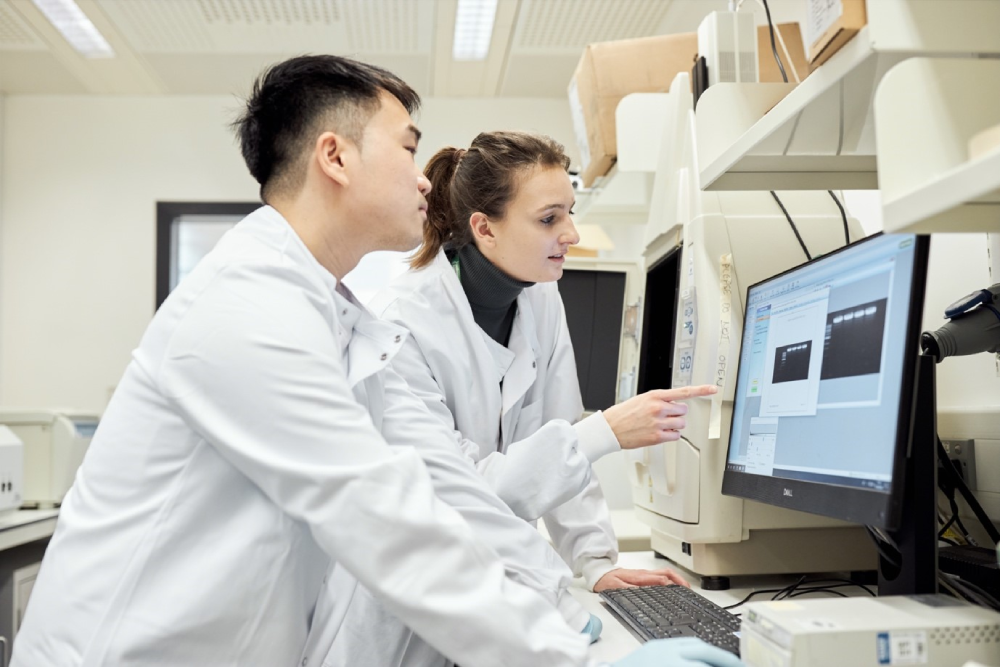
321, 131, 731, 667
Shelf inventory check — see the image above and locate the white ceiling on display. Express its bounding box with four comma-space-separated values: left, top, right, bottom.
0, 0, 806, 98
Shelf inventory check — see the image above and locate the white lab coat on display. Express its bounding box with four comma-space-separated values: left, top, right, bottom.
374, 249, 621, 584
11, 207, 595, 667
319, 250, 623, 666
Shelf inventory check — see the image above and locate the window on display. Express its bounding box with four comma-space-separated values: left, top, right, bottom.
155, 202, 259, 309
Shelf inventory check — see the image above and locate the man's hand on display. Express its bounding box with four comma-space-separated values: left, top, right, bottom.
603, 385, 717, 450
594, 567, 690, 592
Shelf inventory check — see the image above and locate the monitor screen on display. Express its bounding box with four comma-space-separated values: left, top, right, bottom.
722, 234, 929, 529
637, 246, 682, 393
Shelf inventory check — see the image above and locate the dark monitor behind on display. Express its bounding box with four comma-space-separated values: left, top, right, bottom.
722, 234, 929, 531
637, 246, 682, 393
559, 269, 627, 412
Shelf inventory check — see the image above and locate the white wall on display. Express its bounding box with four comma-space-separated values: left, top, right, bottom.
842, 189, 1000, 411
0, 95, 578, 413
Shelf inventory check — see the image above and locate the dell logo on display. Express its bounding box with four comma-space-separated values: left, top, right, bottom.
783, 488, 793, 497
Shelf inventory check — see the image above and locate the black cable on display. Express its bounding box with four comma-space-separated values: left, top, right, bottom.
787, 587, 849, 599
770, 191, 811, 261
949, 494, 977, 546
772, 575, 808, 601
938, 512, 958, 539
827, 190, 850, 245
722, 587, 786, 611
796, 578, 877, 597
937, 436, 1000, 544
942, 573, 1000, 611
866, 525, 901, 568
760, 0, 788, 83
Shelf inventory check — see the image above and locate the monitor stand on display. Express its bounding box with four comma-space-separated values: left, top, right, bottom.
879, 353, 939, 596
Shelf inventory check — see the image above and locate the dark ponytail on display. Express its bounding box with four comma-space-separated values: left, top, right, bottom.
411, 147, 469, 269
410, 131, 571, 270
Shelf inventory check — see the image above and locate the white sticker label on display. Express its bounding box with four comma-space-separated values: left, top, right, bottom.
673, 287, 697, 389
567, 79, 591, 171
876, 631, 928, 665
806, 0, 843, 46
708, 254, 733, 439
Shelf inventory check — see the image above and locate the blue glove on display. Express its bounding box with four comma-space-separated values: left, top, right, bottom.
581, 614, 603, 644
612, 638, 746, 667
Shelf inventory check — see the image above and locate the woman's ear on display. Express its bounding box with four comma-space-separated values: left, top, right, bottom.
469, 212, 496, 248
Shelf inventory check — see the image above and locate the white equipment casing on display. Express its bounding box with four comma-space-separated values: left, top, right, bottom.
627, 74, 873, 577
0, 426, 24, 512
740, 595, 1000, 667
697, 10, 759, 87
0, 410, 98, 507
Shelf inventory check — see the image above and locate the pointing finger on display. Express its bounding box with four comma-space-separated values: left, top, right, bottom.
651, 384, 718, 402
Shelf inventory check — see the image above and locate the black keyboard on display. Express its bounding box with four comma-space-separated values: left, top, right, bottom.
600, 585, 741, 655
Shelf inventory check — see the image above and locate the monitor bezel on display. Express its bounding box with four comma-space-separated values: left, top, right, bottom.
721, 233, 930, 531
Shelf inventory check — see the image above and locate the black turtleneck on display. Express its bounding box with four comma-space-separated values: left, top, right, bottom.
453, 244, 533, 347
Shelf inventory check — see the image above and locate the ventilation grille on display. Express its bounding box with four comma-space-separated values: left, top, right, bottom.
0, 3, 46, 50
197, 0, 340, 25
515, 0, 672, 50
98, 0, 427, 54
342, 0, 420, 53
100, 1, 214, 52
929, 624, 1000, 645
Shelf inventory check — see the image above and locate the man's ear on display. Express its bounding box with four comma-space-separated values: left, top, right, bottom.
469, 212, 495, 248
315, 131, 351, 187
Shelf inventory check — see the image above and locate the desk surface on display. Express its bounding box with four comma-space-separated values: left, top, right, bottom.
0, 508, 58, 551
576, 551, 873, 663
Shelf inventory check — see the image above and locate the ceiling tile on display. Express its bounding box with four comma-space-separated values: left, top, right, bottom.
141, 51, 432, 96
0, 0, 46, 50
97, 0, 434, 55
499, 52, 578, 97
512, 0, 673, 52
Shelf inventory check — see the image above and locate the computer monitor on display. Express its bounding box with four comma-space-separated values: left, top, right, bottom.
723, 233, 930, 531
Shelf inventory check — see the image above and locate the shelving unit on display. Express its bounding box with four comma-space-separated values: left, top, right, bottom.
876, 58, 1000, 234
573, 93, 669, 226
693, 0, 1000, 193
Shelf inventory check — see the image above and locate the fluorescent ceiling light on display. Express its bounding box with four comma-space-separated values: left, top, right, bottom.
31, 0, 114, 58
452, 0, 498, 61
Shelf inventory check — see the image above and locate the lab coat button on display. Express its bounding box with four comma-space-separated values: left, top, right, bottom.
380, 353, 388, 361
532, 361, 536, 368
394, 334, 401, 343
302, 657, 308, 666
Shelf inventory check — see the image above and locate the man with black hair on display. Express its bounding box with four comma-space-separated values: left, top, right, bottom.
12, 55, 742, 667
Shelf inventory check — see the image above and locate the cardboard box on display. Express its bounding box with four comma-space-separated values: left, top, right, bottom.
759, 22, 810, 84
568, 32, 698, 188
806, 0, 867, 68
569, 23, 808, 187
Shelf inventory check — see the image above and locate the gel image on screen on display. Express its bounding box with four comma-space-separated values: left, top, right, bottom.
726, 235, 920, 493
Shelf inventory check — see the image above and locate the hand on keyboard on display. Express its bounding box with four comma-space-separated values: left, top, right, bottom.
612, 637, 746, 667
582, 614, 603, 644
594, 567, 690, 592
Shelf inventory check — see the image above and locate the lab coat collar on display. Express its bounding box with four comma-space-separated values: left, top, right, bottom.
249, 206, 409, 388
432, 251, 538, 414
434, 251, 513, 384
331, 279, 409, 389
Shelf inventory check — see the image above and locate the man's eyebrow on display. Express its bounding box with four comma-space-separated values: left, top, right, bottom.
407, 124, 422, 142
